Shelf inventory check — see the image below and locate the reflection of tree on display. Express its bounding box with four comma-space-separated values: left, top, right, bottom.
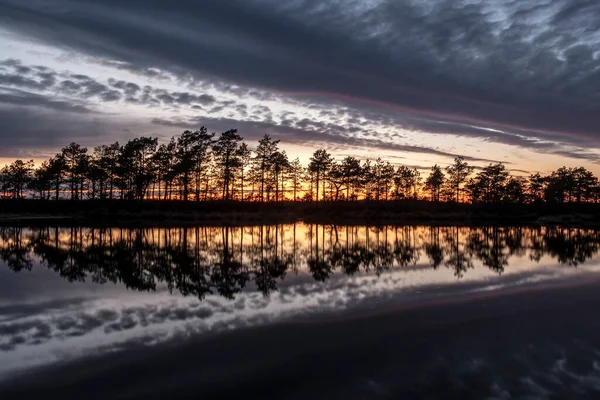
0, 227, 33, 271
251, 225, 290, 295
370, 227, 394, 275
543, 227, 600, 267
529, 227, 546, 263
505, 227, 525, 258
444, 226, 473, 278
210, 227, 248, 299
307, 224, 333, 282
169, 228, 212, 299
466, 227, 509, 274
328, 226, 362, 276
1, 224, 600, 300
393, 226, 420, 267
424, 226, 444, 269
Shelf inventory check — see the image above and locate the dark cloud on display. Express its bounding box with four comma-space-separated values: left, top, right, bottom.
155, 92, 174, 104
151, 118, 192, 130
108, 79, 141, 96
0, 59, 57, 91
1, 60, 127, 106
197, 94, 216, 105
0, 107, 160, 156
552, 149, 600, 164
57, 74, 124, 102
100, 90, 121, 102
1, 60, 218, 111
0, 72, 51, 91
139, 89, 217, 108
0, 88, 91, 113
95, 59, 173, 81
1, 0, 599, 147
209, 105, 225, 114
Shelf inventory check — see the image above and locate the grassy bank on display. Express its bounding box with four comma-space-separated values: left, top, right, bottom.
1, 199, 599, 227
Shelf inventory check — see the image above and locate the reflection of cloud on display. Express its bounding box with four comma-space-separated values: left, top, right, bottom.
2, 259, 600, 379
0, 297, 90, 321
0, 302, 220, 352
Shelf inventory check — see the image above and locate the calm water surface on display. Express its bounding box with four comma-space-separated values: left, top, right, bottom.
2, 224, 600, 399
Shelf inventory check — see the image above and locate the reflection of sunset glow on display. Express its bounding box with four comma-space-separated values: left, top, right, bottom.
2, 224, 599, 282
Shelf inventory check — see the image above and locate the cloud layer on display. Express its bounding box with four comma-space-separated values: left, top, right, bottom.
1, 0, 599, 166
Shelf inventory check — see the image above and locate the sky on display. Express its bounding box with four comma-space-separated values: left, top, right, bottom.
0, 0, 599, 175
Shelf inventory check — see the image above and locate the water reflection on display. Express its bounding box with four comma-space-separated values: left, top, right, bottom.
2, 224, 600, 299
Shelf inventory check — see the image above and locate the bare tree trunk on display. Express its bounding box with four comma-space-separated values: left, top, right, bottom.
241, 171, 245, 202
261, 168, 265, 202
183, 172, 189, 201
315, 172, 320, 202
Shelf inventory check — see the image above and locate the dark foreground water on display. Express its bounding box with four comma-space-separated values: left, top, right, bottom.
1, 224, 600, 399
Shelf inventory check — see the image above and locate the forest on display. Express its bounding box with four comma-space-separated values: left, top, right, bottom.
1, 127, 599, 205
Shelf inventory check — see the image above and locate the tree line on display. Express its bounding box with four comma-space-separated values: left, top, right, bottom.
1, 127, 599, 204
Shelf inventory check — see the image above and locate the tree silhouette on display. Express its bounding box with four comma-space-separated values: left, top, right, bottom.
253, 135, 280, 202
372, 158, 395, 200
213, 129, 244, 201
117, 137, 158, 200
0, 159, 34, 199
572, 167, 598, 203
91, 142, 120, 200
360, 159, 374, 199
46, 155, 67, 201
326, 161, 345, 201
175, 128, 214, 201
445, 156, 474, 203
309, 149, 333, 202
288, 157, 304, 201
394, 165, 420, 200
236, 143, 252, 201
87, 148, 107, 200
1, 126, 599, 206
337, 156, 361, 201
425, 164, 445, 202
153, 138, 177, 200
527, 173, 546, 203
271, 150, 290, 202
61, 143, 89, 200
545, 166, 573, 203
504, 176, 527, 204
467, 163, 510, 204
28, 160, 53, 200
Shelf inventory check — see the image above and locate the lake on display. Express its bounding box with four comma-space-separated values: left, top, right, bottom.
1, 224, 600, 399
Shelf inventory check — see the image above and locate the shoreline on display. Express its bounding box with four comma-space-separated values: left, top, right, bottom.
1, 199, 599, 227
